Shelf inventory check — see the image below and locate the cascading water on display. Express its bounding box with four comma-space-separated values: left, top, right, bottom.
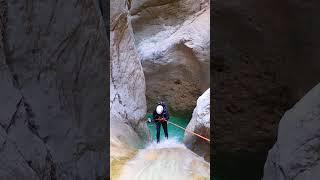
146, 115, 190, 142
118, 139, 210, 180
112, 115, 210, 180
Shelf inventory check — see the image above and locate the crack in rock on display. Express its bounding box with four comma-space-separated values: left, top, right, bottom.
5, 98, 23, 133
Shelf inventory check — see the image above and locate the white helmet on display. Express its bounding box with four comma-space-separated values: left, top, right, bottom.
156, 105, 164, 114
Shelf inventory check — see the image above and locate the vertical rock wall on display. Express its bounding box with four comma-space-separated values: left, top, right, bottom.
110, 0, 147, 129
110, 0, 148, 148
110, 1, 151, 178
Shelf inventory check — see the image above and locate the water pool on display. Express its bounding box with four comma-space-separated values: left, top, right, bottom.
146, 114, 190, 142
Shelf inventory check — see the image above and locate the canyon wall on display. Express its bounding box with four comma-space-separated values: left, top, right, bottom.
131, 0, 210, 116
110, 0, 148, 149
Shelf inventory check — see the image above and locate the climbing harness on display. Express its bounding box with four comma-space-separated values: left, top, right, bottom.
155, 117, 166, 123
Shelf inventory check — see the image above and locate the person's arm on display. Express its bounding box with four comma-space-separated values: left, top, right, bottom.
164, 107, 169, 120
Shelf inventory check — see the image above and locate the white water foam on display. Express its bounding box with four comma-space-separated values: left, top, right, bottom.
145, 137, 186, 150
118, 138, 210, 180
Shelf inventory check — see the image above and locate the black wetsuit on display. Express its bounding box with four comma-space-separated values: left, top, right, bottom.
153, 104, 169, 143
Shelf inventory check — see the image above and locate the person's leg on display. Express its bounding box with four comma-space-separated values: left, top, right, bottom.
162, 121, 168, 139
156, 121, 161, 143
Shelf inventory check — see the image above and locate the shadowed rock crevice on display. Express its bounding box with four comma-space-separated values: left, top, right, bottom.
97, 0, 110, 39
5, 98, 22, 133
213, 0, 320, 179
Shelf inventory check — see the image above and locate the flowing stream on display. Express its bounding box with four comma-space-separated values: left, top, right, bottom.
112, 115, 210, 180
118, 138, 210, 180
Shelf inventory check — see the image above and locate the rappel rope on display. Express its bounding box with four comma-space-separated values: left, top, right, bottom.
163, 119, 210, 142
149, 118, 211, 142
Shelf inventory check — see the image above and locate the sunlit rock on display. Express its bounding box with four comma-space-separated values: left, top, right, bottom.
184, 88, 210, 161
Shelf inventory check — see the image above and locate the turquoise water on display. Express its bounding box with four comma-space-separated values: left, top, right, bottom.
146, 114, 190, 142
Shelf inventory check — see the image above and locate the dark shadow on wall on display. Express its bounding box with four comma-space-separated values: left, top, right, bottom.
215, 151, 269, 180
212, 0, 320, 179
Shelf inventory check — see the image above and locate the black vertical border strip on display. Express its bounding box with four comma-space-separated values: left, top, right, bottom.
106, 0, 110, 178
210, 0, 215, 179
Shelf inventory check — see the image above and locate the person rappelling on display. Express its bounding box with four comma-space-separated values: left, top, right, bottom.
152, 101, 169, 143
147, 100, 210, 143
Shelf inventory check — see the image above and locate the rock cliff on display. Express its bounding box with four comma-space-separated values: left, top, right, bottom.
110, 0, 148, 148
263, 83, 320, 180
110, 0, 151, 178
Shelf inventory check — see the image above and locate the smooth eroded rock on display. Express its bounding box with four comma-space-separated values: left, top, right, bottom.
131, 0, 210, 115
110, 0, 150, 175
184, 88, 210, 161
263, 83, 320, 180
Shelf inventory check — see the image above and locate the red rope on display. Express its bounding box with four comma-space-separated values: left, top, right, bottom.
155, 118, 210, 142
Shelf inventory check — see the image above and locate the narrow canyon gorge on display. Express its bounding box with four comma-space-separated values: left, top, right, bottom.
110, 0, 210, 179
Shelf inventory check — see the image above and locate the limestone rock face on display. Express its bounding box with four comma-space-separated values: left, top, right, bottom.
0, 0, 107, 179
110, 1, 151, 178
131, 0, 210, 115
110, 0, 147, 126
184, 88, 210, 161
110, 0, 149, 148
263, 83, 320, 180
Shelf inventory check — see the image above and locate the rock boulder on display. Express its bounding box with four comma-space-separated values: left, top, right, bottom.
184, 88, 210, 161
263, 83, 320, 180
